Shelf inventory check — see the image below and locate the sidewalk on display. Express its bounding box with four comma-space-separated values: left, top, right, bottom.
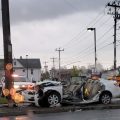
0, 99, 120, 117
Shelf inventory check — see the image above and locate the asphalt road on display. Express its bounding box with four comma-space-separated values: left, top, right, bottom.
1, 109, 120, 120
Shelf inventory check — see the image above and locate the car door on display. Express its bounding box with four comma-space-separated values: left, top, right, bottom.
101, 79, 120, 98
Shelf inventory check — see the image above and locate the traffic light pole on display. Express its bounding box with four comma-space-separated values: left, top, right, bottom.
1, 0, 13, 97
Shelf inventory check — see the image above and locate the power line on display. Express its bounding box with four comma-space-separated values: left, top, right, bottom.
62, 42, 113, 67
63, 26, 113, 61
63, 61, 81, 67
63, 0, 80, 11
62, 6, 109, 49
63, 15, 113, 53
78, 42, 113, 64
62, 41, 113, 67
62, 25, 113, 63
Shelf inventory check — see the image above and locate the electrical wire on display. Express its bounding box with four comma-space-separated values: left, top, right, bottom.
63, 26, 113, 61
62, 15, 113, 53
62, 41, 113, 67
61, 2, 109, 49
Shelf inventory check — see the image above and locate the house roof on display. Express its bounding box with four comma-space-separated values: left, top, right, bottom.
17, 59, 41, 68
0, 58, 41, 69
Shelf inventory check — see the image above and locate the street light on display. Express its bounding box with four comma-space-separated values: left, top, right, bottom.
26, 55, 28, 79
87, 28, 97, 72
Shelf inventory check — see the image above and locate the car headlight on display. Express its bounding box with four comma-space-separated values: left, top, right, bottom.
14, 85, 20, 89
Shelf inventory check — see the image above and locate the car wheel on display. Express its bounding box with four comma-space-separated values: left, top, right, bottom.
46, 92, 61, 107
99, 93, 111, 104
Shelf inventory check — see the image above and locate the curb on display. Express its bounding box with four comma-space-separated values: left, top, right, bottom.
31, 104, 120, 114
1, 104, 120, 117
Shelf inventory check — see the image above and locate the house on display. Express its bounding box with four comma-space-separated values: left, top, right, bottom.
0, 58, 41, 82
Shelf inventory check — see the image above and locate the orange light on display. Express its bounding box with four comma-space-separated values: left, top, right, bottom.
92, 76, 99, 80
10, 88, 16, 96
2, 89, 9, 96
115, 76, 120, 81
107, 76, 113, 80
13, 93, 24, 103
27, 85, 34, 90
6, 63, 13, 70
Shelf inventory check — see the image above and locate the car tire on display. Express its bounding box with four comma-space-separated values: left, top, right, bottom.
45, 91, 61, 107
99, 92, 112, 104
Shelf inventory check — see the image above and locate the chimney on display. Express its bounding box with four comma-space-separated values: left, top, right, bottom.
20, 56, 22, 59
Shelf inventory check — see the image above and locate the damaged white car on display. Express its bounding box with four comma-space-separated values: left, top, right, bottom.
62, 77, 120, 105
22, 80, 63, 107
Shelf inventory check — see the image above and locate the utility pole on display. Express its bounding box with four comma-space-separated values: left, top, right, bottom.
26, 55, 28, 79
50, 57, 57, 79
1, 0, 13, 91
1, 0, 13, 105
44, 61, 48, 73
55, 48, 64, 80
50, 57, 57, 69
107, 1, 120, 70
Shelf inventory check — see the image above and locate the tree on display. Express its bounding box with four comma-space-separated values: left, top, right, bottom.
41, 71, 50, 80
71, 66, 80, 77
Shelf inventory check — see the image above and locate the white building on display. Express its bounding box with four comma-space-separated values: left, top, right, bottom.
0, 58, 41, 82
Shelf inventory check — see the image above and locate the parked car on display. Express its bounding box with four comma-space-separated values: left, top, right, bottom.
1, 75, 35, 92
62, 77, 120, 105
22, 79, 63, 107
12, 75, 35, 91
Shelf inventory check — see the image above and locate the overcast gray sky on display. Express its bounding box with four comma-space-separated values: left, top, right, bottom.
0, 0, 120, 70
8, 0, 109, 23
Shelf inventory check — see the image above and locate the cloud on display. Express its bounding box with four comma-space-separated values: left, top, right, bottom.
7, 11, 115, 68
0, 0, 116, 69
4, 0, 109, 24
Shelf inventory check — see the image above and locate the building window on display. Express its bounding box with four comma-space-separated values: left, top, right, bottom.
31, 69, 33, 74
14, 61, 16, 65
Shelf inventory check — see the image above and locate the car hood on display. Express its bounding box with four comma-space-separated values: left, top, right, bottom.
14, 82, 35, 86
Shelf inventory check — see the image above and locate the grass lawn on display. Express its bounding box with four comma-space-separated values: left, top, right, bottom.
0, 97, 8, 104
